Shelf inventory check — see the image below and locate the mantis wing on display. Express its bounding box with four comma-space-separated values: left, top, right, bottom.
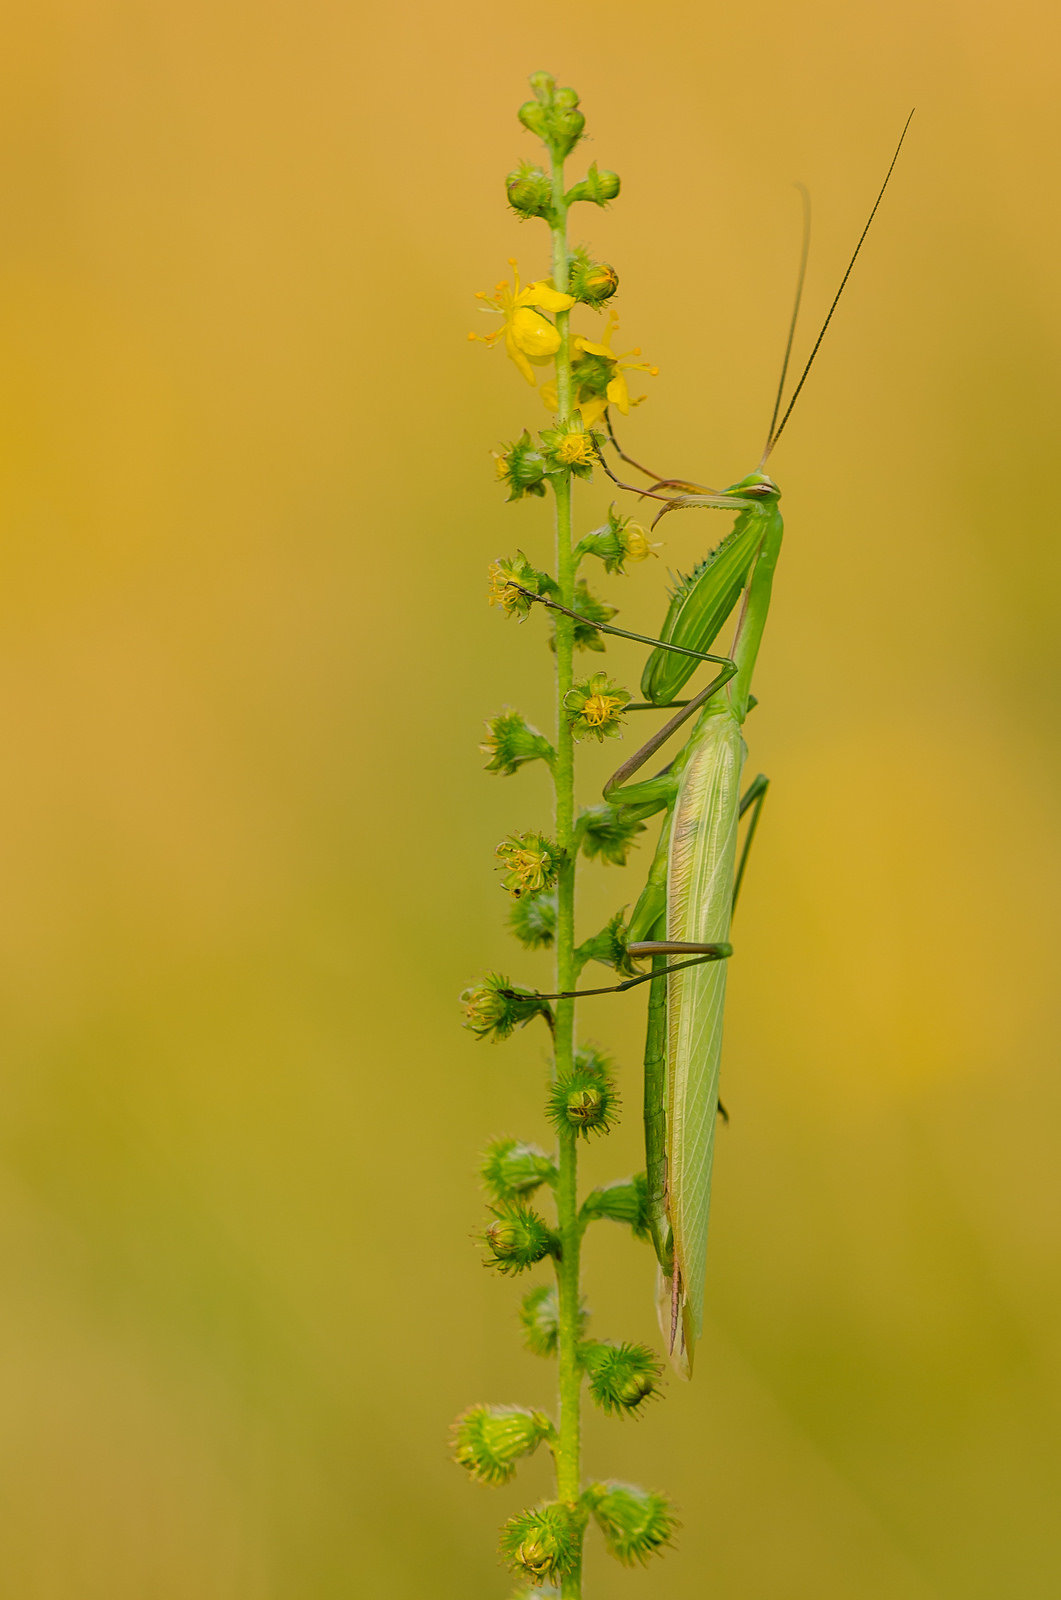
660, 699, 745, 1375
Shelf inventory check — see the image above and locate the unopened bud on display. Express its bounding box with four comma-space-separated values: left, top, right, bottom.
565, 162, 621, 208
506, 162, 554, 222
569, 249, 619, 306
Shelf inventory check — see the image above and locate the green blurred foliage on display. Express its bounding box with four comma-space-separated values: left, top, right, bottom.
0, 1, 1059, 1596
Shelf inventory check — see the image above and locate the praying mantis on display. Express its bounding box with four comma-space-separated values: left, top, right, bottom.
518, 112, 912, 1376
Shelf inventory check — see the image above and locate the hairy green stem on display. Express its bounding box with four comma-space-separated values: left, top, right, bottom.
549, 149, 584, 1598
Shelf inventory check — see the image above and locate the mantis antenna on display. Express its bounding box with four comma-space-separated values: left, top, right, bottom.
759, 183, 811, 469
762, 108, 915, 463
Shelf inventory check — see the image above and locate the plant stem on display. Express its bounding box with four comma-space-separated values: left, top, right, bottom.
549, 151, 583, 1597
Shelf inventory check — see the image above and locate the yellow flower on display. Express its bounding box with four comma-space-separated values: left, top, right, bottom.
571, 313, 658, 426
469, 259, 575, 385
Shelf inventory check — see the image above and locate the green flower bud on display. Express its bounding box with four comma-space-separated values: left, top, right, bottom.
493, 430, 548, 501
480, 708, 556, 777
495, 831, 563, 899
575, 909, 640, 976
575, 803, 646, 866
519, 1283, 589, 1357
500, 1502, 586, 1581
518, 74, 586, 160
575, 505, 659, 574
580, 1172, 650, 1238
451, 1404, 552, 1486
506, 162, 554, 222
461, 973, 553, 1042
565, 162, 621, 208
480, 1137, 557, 1201
508, 890, 556, 951
583, 1480, 678, 1565
568, 247, 619, 306
580, 1341, 661, 1416
487, 550, 556, 618
483, 1201, 559, 1273
549, 579, 615, 656
539, 421, 602, 481
547, 1048, 619, 1139
563, 672, 631, 742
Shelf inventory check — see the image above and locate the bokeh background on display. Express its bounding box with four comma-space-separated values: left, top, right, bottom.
1, 1, 1060, 1595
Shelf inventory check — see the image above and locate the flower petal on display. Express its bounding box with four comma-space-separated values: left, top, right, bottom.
524, 281, 576, 313
606, 373, 630, 414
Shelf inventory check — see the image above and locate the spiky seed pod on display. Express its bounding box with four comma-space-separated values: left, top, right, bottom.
480, 709, 555, 777
493, 430, 548, 501
575, 909, 640, 976
483, 1202, 559, 1274
461, 974, 553, 1042
518, 1284, 590, 1357
580, 1342, 662, 1416
505, 162, 554, 222
451, 1404, 553, 1486
499, 1502, 586, 1581
546, 1063, 620, 1139
495, 832, 563, 899
575, 803, 646, 866
547, 579, 616, 656
580, 1172, 650, 1238
563, 672, 631, 742
518, 74, 585, 160
568, 247, 619, 307
575, 505, 658, 574
565, 162, 622, 207
480, 1138, 557, 1202
539, 421, 603, 481
487, 550, 556, 619
508, 891, 556, 950
583, 1480, 678, 1565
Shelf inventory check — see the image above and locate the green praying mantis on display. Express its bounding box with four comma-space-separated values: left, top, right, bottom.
516, 112, 912, 1376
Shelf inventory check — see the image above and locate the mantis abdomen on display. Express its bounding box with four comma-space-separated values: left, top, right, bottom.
662, 699, 746, 1373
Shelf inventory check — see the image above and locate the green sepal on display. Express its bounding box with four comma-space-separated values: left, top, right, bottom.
565, 162, 621, 207
495, 831, 565, 899
508, 890, 556, 950
568, 246, 619, 306
546, 1046, 620, 1139
580, 1172, 650, 1238
575, 910, 640, 977
451, 1404, 554, 1486
481, 708, 556, 776
517, 73, 586, 160
550, 580, 615, 655
505, 162, 556, 223
480, 1137, 558, 1201
500, 1500, 587, 1582
582, 1480, 678, 1565
494, 430, 549, 501
640, 511, 764, 703
519, 1284, 589, 1358
579, 1340, 662, 1416
461, 973, 553, 1041
482, 1201, 560, 1274
575, 803, 646, 866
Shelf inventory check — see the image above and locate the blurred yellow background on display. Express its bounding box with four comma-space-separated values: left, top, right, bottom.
1, 1, 1059, 1595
